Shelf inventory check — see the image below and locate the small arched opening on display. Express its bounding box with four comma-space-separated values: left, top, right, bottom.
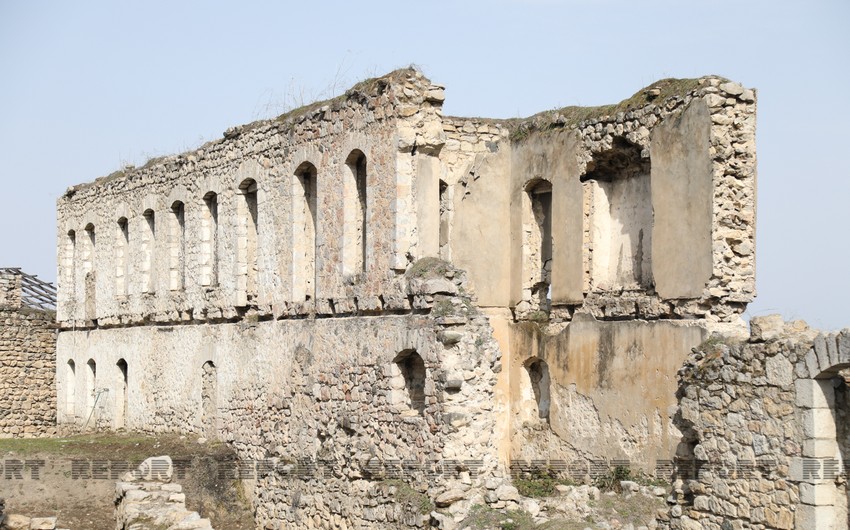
522, 179, 553, 313
83, 223, 96, 319
524, 358, 551, 421
115, 359, 128, 429
343, 150, 367, 277
201, 361, 217, 438
65, 359, 76, 419
294, 162, 318, 301
237, 179, 259, 302
116, 217, 129, 296
141, 209, 156, 293
201, 192, 219, 287
392, 350, 427, 415
169, 201, 186, 291
86, 359, 97, 419
64, 230, 76, 298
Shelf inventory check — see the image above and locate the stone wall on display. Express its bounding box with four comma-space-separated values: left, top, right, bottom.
0, 270, 56, 438
115, 456, 214, 530
55, 68, 445, 328
54, 69, 761, 526
58, 262, 511, 527
662, 316, 850, 530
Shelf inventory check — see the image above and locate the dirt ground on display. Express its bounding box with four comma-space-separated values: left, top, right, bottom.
0, 433, 254, 530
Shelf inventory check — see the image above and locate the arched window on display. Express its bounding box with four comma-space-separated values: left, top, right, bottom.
115, 218, 129, 296
169, 201, 186, 291
294, 162, 317, 301
201, 361, 217, 438
83, 223, 95, 275
64, 230, 76, 298
343, 150, 367, 277
237, 179, 259, 302
525, 358, 551, 421
83, 223, 97, 319
141, 209, 155, 293
523, 179, 553, 312
116, 359, 128, 428
439, 179, 451, 260
66, 359, 76, 418
581, 136, 653, 291
201, 193, 219, 287
86, 359, 97, 418
393, 350, 427, 415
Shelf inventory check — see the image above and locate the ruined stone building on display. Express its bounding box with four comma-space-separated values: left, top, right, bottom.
0, 268, 56, 437
55, 68, 757, 527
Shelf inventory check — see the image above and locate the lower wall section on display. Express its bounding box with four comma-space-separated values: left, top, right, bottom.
56, 307, 506, 528
498, 313, 709, 471
0, 307, 56, 437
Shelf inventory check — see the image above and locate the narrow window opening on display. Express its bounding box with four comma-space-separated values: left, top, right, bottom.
66, 359, 76, 418
343, 150, 367, 277
439, 180, 451, 261
64, 230, 76, 298
116, 359, 128, 429
86, 359, 97, 419
141, 210, 155, 293
394, 350, 427, 415
116, 218, 129, 297
525, 358, 551, 421
83, 223, 96, 319
169, 201, 186, 291
522, 179, 553, 314
201, 361, 217, 439
294, 163, 317, 301
201, 193, 219, 287
238, 179, 259, 302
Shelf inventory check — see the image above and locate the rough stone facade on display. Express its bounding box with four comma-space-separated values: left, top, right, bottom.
0, 270, 56, 438
662, 316, 850, 530
115, 456, 213, 530
55, 68, 758, 527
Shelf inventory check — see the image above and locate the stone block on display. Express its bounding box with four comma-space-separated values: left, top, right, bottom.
802, 438, 840, 458
4, 514, 31, 530
435, 489, 465, 507
814, 335, 832, 373
795, 379, 835, 409
765, 354, 793, 386
29, 518, 57, 530
801, 408, 836, 439
825, 333, 840, 367
799, 482, 838, 506
796, 504, 841, 530
750, 315, 784, 342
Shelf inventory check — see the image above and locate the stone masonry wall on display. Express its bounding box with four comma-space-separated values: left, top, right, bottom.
58, 262, 512, 528
662, 316, 850, 530
0, 271, 56, 438
54, 69, 761, 527
56, 68, 444, 329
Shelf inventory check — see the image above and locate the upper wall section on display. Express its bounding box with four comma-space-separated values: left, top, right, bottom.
57, 71, 755, 328
56, 68, 446, 327
443, 77, 756, 323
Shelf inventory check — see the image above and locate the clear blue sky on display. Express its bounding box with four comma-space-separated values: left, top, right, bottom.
1, 0, 847, 330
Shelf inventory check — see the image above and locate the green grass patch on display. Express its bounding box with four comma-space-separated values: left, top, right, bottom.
461, 505, 536, 530
381, 479, 435, 515
406, 257, 453, 279
0, 433, 229, 461
510, 77, 721, 142
514, 469, 576, 498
